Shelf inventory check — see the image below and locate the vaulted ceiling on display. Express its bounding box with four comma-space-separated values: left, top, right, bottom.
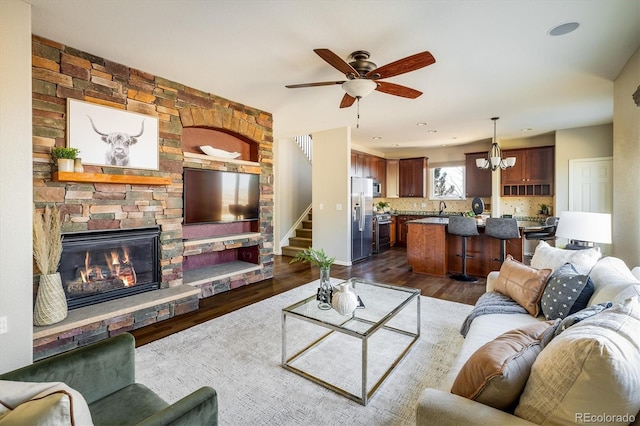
27, 0, 640, 154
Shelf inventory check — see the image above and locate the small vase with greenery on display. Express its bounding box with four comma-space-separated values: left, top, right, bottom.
51, 147, 80, 172
290, 247, 335, 309
376, 201, 391, 212
33, 204, 68, 325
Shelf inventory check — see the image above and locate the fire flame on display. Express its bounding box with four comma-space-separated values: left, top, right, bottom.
77, 247, 136, 288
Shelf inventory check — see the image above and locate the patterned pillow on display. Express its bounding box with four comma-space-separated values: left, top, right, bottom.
540, 263, 594, 320
451, 321, 556, 411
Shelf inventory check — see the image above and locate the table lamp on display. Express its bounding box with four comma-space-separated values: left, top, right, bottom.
555, 211, 612, 250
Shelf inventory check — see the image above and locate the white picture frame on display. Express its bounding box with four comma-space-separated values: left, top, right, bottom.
67, 98, 159, 170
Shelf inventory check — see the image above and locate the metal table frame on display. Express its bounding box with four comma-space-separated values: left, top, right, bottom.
281, 278, 420, 405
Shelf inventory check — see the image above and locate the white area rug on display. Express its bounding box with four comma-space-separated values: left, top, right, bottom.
136, 280, 473, 425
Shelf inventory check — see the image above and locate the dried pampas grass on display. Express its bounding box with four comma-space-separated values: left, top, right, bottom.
33, 205, 62, 275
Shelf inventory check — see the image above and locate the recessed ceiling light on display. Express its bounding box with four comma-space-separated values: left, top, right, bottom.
549, 22, 580, 36
521, 128, 533, 132
427, 129, 438, 133
417, 122, 428, 126
393, 143, 400, 147
372, 136, 382, 140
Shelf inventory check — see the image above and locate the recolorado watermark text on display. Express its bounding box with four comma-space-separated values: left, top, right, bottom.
575, 413, 636, 423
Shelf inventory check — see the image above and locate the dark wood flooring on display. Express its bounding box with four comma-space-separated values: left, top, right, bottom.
130, 247, 485, 347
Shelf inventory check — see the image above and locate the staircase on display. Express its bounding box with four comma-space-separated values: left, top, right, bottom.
281, 210, 312, 257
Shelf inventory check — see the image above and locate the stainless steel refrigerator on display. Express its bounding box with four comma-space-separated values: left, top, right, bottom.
351, 177, 374, 262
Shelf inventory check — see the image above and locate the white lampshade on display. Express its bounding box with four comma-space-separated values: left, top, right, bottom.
476, 158, 488, 168
504, 157, 516, 167
342, 79, 377, 98
555, 211, 612, 244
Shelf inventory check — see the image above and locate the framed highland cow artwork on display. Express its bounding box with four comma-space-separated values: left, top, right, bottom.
67, 99, 159, 170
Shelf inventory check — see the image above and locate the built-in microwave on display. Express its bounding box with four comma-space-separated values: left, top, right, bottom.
372, 180, 382, 198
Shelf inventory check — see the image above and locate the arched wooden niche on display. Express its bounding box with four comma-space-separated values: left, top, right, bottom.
182, 127, 258, 162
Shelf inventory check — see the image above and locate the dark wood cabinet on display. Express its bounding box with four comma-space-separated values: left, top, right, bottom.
501, 146, 554, 196
465, 152, 492, 197
390, 216, 397, 246
351, 150, 386, 180
395, 215, 421, 247
399, 157, 427, 197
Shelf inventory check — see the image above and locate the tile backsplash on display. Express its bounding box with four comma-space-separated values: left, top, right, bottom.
377, 196, 553, 217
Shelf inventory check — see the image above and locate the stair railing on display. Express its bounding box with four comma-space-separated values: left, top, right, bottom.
294, 134, 312, 164
278, 203, 313, 253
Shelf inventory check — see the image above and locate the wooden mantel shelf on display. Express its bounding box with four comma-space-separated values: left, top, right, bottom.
53, 171, 171, 185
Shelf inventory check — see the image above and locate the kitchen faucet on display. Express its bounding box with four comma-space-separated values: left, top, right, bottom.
439, 200, 447, 215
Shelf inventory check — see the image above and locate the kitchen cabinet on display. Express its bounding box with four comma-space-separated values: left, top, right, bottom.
351, 150, 386, 182
399, 157, 427, 197
501, 146, 554, 196
386, 160, 400, 198
390, 216, 397, 246
465, 152, 492, 198
395, 214, 421, 247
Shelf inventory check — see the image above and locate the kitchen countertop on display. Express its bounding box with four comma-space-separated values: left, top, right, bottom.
407, 217, 545, 229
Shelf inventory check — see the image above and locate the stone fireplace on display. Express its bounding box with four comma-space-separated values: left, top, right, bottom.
30, 34, 274, 360
60, 227, 160, 309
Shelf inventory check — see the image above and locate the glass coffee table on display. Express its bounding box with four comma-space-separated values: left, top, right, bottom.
281, 277, 420, 405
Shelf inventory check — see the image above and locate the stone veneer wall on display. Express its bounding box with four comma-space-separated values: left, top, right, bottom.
31, 35, 274, 346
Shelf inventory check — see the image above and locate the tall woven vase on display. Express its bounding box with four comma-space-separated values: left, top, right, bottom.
34, 273, 68, 326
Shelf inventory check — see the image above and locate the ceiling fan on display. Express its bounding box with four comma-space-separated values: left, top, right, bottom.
285, 49, 436, 108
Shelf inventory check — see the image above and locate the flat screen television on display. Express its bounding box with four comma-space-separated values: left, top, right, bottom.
184, 168, 260, 224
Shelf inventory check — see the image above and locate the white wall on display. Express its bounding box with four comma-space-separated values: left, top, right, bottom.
273, 138, 312, 253
0, 0, 34, 373
311, 127, 351, 265
555, 124, 613, 214
613, 47, 640, 266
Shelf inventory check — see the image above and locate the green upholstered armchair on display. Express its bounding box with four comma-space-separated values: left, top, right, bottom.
0, 333, 218, 425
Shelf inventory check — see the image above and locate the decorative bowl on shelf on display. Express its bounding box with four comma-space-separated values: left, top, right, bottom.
199, 145, 241, 159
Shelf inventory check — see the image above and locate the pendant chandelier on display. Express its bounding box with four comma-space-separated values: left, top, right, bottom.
476, 117, 516, 171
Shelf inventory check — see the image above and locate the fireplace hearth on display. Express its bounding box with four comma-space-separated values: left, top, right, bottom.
59, 227, 161, 309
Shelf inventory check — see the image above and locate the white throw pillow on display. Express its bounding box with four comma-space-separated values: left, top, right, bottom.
0, 381, 93, 425
515, 296, 640, 425
530, 241, 601, 275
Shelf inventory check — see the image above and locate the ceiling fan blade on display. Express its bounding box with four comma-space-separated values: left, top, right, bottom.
366, 51, 435, 79
339, 93, 356, 108
285, 81, 345, 89
314, 48, 358, 77
375, 81, 423, 98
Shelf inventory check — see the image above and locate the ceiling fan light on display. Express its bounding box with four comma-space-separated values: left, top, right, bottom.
342, 79, 377, 98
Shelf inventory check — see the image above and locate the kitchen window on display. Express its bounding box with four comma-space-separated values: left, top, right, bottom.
429, 164, 465, 200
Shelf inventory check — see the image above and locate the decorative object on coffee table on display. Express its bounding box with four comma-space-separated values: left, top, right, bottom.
32, 204, 68, 326
51, 146, 80, 173
289, 247, 335, 310
332, 282, 358, 315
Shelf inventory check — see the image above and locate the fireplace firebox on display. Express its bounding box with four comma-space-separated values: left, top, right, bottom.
59, 227, 161, 309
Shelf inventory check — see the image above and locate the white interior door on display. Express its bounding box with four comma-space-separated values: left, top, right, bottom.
569, 157, 613, 213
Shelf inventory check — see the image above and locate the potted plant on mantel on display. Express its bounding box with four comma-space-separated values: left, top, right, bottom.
51, 146, 80, 173
32, 204, 68, 326
290, 247, 335, 310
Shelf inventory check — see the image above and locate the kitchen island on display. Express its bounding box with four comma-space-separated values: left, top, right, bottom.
407, 217, 534, 277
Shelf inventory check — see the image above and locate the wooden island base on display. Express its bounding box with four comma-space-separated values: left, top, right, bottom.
407, 219, 523, 278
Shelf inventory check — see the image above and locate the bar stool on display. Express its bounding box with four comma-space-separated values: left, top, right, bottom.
485, 218, 521, 264
447, 216, 479, 282
524, 216, 559, 246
